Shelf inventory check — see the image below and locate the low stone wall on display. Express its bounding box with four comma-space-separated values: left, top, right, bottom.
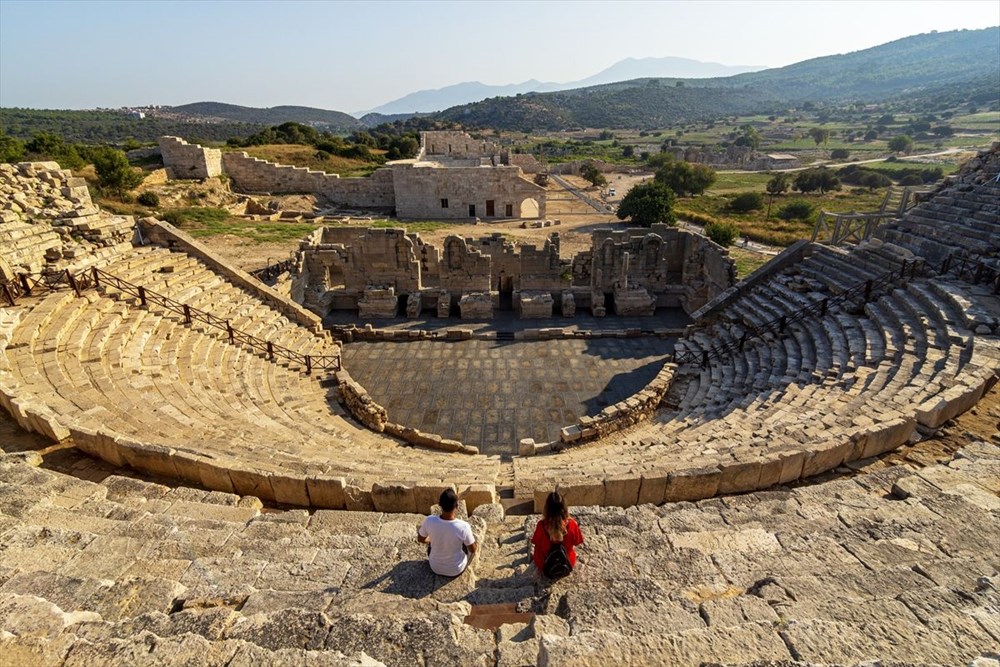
334, 368, 388, 432
66, 423, 495, 513
158, 137, 222, 179
221, 152, 395, 209
139, 218, 325, 334
531, 413, 919, 511
556, 363, 676, 448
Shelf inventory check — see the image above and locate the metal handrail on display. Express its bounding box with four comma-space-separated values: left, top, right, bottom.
1, 265, 338, 375
673, 258, 925, 366
89, 267, 340, 374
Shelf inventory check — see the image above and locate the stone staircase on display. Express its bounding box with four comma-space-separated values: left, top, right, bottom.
880, 175, 1000, 269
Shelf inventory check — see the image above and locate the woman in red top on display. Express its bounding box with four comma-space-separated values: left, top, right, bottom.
531, 491, 584, 574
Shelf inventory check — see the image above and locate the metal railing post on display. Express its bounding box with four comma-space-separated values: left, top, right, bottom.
2, 284, 15, 307
137, 286, 147, 307
18, 274, 31, 296
67, 271, 80, 297
227, 321, 234, 344
92, 266, 100, 287
267, 341, 275, 362
974, 262, 984, 284
183, 304, 192, 325
305, 355, 312, 375
863, 280, 873, 301
941, 254, 951, 275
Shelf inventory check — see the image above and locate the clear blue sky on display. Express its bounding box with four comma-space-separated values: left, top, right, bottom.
1, 0, 997, 113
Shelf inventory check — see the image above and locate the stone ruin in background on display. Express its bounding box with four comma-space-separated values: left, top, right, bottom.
293, 224, 736, 320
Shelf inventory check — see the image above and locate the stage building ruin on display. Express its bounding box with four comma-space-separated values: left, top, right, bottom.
293, 224, 736, 319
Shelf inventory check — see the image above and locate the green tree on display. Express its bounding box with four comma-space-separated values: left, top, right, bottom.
621, 145, 635, 158
808, 127, 831, 146
888, 135, 914, 154
793, 168, 840, 194
765, 173, 788, 196
93, 147, 144, 200
579, 162, 607, 187
654, 159, 715, 196
0, 132, 25, 163
765, 172, 791, 218
830, 148, 850, 160
863, 129, 879, 141
734, 124, 761, 150
616, 181, 676, 227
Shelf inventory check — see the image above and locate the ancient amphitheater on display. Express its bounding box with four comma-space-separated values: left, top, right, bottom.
0, 145, 998, 666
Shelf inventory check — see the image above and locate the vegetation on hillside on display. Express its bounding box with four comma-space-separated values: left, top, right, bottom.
436, 28, 999, 131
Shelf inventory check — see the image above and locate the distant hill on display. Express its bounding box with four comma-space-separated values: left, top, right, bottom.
0, 107, 262, 145
362, 57, 763, 115
434, 27, 1000, 131
357, 111, 433, 128
171, 102, 363, 133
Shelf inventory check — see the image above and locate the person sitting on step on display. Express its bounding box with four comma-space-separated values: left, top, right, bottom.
417, 488, 477, 577
531, 491, 584, 580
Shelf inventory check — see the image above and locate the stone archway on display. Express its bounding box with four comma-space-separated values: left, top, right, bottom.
519, 198, 540, 218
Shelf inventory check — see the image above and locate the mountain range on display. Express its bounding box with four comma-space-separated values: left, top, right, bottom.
358, 56, 765, 115
150, 27, 998, 136
436, 27, 1000, 130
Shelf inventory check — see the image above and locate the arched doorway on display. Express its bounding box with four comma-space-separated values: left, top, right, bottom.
519, 198, 540, 218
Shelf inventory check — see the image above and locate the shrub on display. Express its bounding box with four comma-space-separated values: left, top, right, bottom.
137, 192, 160, 207
675, 209, 717, 227
899, 174, 924, 186
727, 192, 764, 213
778, 201, 814, 221
704, 220, 739, 247
830, 148, 850, 160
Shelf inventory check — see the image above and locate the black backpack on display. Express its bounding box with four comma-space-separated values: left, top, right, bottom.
543, 542, 572, 579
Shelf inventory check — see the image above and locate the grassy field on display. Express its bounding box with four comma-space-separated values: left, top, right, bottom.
231, 144, 382, 177
160, 206, 455, 243
678, 188, 889, 246
728, 247, 772, 278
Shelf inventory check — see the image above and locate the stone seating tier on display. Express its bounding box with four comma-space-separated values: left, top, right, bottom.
2, 438, 998, 666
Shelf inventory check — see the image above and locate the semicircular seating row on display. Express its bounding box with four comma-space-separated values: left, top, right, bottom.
514, 232, 1000, 508
0, 246, 499, 513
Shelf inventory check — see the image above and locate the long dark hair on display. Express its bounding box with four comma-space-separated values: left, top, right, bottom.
543, 491, 569, 542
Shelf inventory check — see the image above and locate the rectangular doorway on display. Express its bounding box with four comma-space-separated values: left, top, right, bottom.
486, 200, 495, 217
468, 204, 476, 217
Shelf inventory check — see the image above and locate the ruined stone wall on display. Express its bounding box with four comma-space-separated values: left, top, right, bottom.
221, 152, 395, 209
423, 131, 499, 158
158, 137, 222, 179
0, 162, 134, 278
587, 224, 686, 294
681, 234, 737, 313
437, 236, 492, 293
468, 234, 519, 289
391, 163, 546, 220
518, 234, 567, 291
505, 153, 544, 174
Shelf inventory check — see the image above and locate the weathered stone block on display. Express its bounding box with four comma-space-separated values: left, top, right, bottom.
717, 459, 762, 495
459, 484, 496, 514
268, 473, 311, 506
371, 482, 417, 513
663, 466, 721, 503
637, 473, 668, 505
305, 475, 346, 509
604, 476, 640, 507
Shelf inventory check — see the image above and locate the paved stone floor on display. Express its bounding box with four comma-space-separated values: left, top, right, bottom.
342, 337, 676, 456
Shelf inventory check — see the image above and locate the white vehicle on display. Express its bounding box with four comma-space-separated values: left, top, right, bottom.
608, 188, 617, 197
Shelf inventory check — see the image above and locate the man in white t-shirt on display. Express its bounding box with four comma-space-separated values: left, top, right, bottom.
417, 488, 477, 577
